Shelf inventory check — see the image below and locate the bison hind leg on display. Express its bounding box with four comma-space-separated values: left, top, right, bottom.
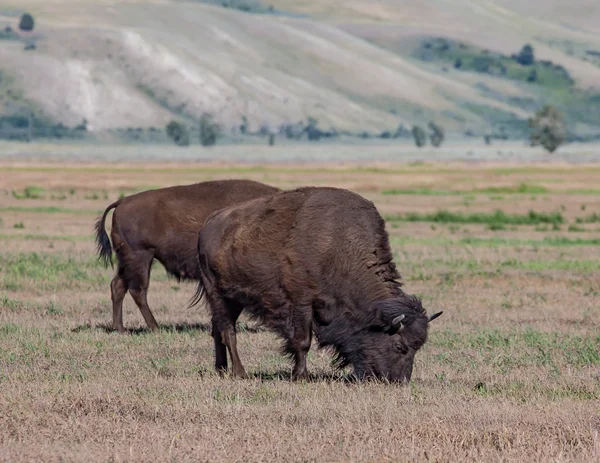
110, 272, 128, 333
209, 295, 248, 379
125, 251, 159, 331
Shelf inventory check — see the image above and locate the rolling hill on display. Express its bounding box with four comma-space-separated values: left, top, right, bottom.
1, 0, 600, 139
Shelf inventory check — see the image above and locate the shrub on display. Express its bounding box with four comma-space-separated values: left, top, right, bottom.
19, 13, 34, 32
239, 115, 248, 134
268, 133, 275, 146
528, 105, 567, 153
165, 120, 189, 146
305, 116, 321, 141
428, 121, 445, 147
393, 124, 411, 138
199, 113, 220, 146
515, 44, 535, 66
412, 125, 426, 147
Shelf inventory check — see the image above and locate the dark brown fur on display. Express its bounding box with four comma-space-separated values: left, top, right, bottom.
193, 186, 441, 382
94, 179, 281, 333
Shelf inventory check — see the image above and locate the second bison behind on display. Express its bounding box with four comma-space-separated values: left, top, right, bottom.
193, 186, 442, 383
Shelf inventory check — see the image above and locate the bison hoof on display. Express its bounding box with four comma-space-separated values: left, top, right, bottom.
292, 371, 309, 382
233, 369, 248, 379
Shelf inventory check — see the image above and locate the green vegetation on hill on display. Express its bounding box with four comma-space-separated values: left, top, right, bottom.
413, 37, 600, 135
186, 0, 299, 16
415, 39, 574, 89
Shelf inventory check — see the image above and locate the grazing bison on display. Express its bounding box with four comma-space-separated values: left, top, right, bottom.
94, 179, 281, 333
192, 186, 443, 383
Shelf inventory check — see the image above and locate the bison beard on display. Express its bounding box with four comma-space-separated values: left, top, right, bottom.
93, 179, 280, 333
193, 186, 442, 383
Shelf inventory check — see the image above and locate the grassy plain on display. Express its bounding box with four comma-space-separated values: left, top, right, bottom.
1, 154, 599, 462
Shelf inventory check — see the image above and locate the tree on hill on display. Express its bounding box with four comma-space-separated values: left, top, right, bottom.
412, 125, 426, 147
199, 113, 220, 146
165, 120, 189, 146
515, 44, 535, 66
528, 105, 567, 153
428, 121, 445, 147
19, 13, 34, 32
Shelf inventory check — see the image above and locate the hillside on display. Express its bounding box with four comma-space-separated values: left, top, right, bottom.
1, 0, 600, 139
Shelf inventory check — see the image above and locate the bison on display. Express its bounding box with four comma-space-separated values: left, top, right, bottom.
192, 186, 443, 383
94, 179, 281, 333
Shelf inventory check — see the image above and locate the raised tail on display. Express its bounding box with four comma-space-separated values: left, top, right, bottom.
94, 200, 119, 269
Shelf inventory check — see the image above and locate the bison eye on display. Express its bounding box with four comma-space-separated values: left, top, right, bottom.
393, 341, 408, 354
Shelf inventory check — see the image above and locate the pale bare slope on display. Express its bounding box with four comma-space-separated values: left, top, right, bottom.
1, 0, 600, 132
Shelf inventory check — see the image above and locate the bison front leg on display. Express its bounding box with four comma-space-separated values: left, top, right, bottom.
211, 325, 228, 375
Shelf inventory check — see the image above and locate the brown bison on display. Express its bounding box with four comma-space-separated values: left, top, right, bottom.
192, 186, 442, 383
94, 179, 281, 333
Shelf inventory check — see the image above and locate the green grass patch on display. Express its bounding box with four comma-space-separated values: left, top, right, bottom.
0, 252, 170, 290
385, 209, 564, 226
382, 183, 549, 196
575, 213, 600, 224
486, 223, 506, 231
12, 186, 46, 199
432, 328, 600, 369
463, 236, 600, 247
382, 188, 458, 196
474, 184, 549, 194
391, 235, 600, 248
397, 255, 600, 279
566, 189, 600, 195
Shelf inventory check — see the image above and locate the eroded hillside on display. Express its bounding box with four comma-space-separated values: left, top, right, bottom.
1, 0, 600, 137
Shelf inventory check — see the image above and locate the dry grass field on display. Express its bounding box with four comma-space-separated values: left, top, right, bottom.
1, 154, 599, 461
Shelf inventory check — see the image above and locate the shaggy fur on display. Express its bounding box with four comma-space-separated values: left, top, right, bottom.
94, 179, 281, 333
193, 186, 441, 382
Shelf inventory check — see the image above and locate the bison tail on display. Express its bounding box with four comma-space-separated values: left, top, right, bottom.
94, 201, 119, 269
187, 281, 206, 309
187, 236, 211, 309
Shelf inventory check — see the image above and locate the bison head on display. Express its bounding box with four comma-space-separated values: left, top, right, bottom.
321, 294, 442, 384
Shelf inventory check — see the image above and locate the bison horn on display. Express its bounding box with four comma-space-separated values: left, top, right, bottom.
427, 311, 443, 323
390, 314, 405, 333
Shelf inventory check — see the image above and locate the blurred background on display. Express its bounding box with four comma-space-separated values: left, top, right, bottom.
1, 0, 600, 160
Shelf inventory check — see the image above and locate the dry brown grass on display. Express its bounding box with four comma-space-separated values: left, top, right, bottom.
1, 159, 599, 462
